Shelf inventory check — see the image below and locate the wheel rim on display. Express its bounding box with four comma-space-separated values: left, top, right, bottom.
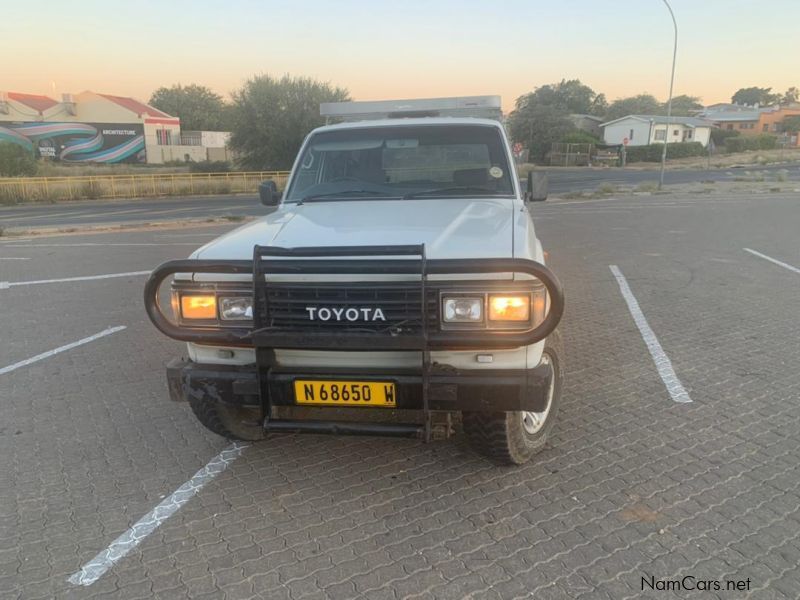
522, 353, 555, 435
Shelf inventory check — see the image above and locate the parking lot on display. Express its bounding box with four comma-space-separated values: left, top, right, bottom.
1, 190, 799, 599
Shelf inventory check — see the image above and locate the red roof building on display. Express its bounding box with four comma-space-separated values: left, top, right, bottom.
6, 92, 60, 114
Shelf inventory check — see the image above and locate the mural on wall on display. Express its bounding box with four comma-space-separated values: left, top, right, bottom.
0, 122, 146, 163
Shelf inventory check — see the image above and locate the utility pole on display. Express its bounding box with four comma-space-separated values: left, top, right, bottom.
658, 0, 678, 190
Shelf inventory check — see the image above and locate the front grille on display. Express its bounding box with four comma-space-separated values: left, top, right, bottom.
259, 282, 438, 335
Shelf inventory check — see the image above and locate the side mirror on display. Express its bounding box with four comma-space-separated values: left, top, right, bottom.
525, 170, 548, 202
258, 180, 281, 206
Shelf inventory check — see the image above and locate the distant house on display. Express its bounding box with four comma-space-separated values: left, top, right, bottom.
698, 103, 800, 145
696, 104, 762, 132
600, 115, 713, 147
568, 114, 603, 138
756, 104, 800, 146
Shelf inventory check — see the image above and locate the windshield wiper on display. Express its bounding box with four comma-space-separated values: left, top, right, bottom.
403, 186, 506, 200
300, 190, 397, 203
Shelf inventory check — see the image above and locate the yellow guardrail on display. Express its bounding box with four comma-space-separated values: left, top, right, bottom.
0, 171, 291, 203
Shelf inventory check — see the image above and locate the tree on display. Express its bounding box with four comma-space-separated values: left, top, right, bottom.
507, 104, 575, 163
149, 84, 229, 131
604, 94, 662, 120
665, 95, 703, 116
514, 79, 607, 116
731, 86, 780, 106
0, 142, 37, 177
783, 87, 799, 105
229, 74, 350, 170
781, 115, 800, 133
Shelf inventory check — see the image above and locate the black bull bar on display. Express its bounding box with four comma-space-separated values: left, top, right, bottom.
144, 244, 565, 351
144, 244, 564, 441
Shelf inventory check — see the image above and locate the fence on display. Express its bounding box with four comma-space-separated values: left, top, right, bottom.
0, 171, 291, 204
550, 143, 595, 167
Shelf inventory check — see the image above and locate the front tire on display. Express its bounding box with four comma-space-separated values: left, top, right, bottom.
188, 396, 266, 441
463, 331, 563, 465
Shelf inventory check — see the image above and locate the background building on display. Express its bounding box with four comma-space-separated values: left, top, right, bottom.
0, 91, 233, 164
697, 103, 800, 146
568, 114, 604, 138
601, 115, 713, 147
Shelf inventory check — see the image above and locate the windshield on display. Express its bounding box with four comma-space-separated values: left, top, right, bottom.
284, 124, 515, 202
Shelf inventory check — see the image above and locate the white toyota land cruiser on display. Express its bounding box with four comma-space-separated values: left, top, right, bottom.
145, 96, 564, 465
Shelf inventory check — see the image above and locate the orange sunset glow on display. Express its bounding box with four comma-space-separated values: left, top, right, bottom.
3, 0, 797, 111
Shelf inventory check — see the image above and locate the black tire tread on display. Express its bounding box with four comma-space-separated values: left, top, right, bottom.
188, 395, 265, 441
463, 330, 563, 465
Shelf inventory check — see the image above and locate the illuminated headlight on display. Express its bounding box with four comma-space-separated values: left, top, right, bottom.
489, 294, 530, 321
219, 296, 253, 320
180, 294, 217, 320
443, 297, 483, 323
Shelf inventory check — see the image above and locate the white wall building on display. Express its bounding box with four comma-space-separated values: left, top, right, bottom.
601, 115, 713, 147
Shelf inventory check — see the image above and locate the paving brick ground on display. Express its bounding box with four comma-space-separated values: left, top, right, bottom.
1, 193, 798, 598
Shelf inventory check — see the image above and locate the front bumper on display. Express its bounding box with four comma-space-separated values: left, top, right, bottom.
166, 358, 554, 413
150, 243, 565, 440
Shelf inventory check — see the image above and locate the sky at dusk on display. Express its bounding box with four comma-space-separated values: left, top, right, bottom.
2, 0, 798, 112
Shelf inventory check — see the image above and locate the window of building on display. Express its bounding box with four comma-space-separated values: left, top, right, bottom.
629, 128, 634, 141
673, 129, 679, 136
686, 130, 692, 139
157, 129, 172, 145
654, 130, 666, 141
763, 123, 769, 132
726, 124, 733, 130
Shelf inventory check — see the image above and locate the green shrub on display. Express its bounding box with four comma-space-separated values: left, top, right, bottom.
189, 160, 231, 173
756, 134, 777, 150
0, 142, 37, 176
710, 128, 740, 146
724, 134, 777, 153
625, 142, 706, 162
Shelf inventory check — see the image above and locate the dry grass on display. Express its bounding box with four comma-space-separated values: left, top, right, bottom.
33, 162, 192, 177
635, 181, 659, 192
0, 172, 288, 205
597, 183, 618, 194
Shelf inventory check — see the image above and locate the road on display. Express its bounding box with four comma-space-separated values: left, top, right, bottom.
1, 191, 798, 598
1, 163, 798, 230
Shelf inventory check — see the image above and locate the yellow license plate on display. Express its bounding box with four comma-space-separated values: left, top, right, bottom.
294, 380, 396, 407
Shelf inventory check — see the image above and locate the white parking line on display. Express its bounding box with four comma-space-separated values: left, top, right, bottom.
743, 248, 800, 275
609, 265, 692, 403
2, 270, 150, 288
0, 257, 30, 260
68, 442, 248, 586
0, 326, 126, 375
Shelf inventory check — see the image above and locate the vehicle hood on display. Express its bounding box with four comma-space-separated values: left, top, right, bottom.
192, 198, 515, 260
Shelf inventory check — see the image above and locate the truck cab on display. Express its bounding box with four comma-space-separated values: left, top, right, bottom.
145, 96, 564, 465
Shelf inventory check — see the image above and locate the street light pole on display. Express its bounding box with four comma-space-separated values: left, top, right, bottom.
658, 0, 678, 190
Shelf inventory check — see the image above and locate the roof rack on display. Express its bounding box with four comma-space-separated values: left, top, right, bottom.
320, 95, 502, 123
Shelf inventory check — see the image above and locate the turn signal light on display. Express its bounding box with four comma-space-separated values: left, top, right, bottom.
488, 295, 530, 321
181, 295, 217, 319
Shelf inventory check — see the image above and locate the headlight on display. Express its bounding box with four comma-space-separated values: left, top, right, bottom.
441, 289, 545, 330
489, 295, 530, 321
180, 294, 217, 319
219, 296, 253, 320
442, 297, 483, 323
